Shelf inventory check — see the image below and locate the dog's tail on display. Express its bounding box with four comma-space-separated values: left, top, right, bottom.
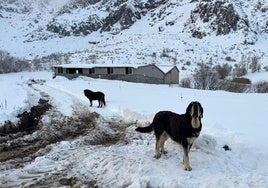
135, 123, 154, 133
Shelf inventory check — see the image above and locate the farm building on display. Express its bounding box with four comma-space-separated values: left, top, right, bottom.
52, 63, 179, 84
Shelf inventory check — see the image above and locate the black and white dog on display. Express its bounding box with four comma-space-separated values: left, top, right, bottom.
135, 101, 203, 171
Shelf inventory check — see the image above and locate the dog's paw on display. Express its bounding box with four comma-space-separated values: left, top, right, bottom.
154, 154, 161, 159
184, 166, 192, 171
162, 150, 168, 155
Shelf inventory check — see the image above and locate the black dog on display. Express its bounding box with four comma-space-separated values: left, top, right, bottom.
135, 101, 203, 171
84, 89, 106, 108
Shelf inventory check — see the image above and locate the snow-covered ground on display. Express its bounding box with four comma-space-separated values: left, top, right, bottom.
0, 71, 268, 187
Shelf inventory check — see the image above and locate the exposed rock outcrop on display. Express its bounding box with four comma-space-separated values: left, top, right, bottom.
45, 0, 169, 36
186, 0, 241, 38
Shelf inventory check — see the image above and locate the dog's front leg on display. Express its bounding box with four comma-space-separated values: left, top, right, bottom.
183, 146, 192, 171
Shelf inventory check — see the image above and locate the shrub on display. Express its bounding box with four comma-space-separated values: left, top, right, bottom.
214, 63, 232, 79
225, 56, 235, 62
233, 63, 247, 77
180, 77, 192, 88
192, 63, 220, 90
232, 77, 251, 84
32, 52, 71, 70
221, 80, 249, 93
220, 78, 251, 93
0, 50, 31, 73
253, 81, 268, 93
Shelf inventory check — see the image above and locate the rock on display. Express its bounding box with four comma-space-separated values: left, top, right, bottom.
187, 0, 241, 37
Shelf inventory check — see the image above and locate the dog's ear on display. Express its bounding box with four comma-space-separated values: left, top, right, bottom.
186, 102, 193, 115
199, 103, 204, 118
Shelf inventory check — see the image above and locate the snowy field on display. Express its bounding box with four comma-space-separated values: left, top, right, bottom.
0, 71, 268, 187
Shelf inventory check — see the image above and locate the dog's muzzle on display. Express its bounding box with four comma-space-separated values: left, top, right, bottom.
191, 104, 200, 118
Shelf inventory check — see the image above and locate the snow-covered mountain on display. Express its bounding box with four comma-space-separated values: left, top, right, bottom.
0, 0, 268, 73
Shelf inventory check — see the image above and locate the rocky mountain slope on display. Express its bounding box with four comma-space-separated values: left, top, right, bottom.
0, 0, 267, 73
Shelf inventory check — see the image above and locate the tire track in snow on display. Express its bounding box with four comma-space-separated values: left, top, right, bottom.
30, 80, 89, 117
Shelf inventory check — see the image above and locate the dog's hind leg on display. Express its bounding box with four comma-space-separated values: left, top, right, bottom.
101, 95, 106, 106
100, 98, 105, 107
160, 132, 168, 155
154, 132, 168, 159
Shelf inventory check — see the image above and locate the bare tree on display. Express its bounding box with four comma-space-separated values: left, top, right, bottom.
0, 50, 31, 73
233, 63, 247, 77
193, 63, 220, 90
250, 55, 261, 73
214, 63, 232, 79
180, 77, 192, 88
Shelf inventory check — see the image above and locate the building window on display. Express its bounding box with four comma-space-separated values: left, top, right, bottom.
125, 67, 132, 74
107, 67, 113, 74
89, 68, 95, 74
58, 67, 63, 74
67, 68, 82, 74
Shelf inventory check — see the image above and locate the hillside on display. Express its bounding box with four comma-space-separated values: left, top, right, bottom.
0, 0, 268, 74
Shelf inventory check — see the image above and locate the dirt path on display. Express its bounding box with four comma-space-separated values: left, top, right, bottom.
0, 79, 139, 187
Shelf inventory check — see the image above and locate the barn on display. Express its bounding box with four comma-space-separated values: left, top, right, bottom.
52, 63, 179, 84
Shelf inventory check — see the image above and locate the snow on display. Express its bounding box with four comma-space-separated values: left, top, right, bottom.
0, 72, 48, 123
0, 71, 268, 187
244, 71, 268, 83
